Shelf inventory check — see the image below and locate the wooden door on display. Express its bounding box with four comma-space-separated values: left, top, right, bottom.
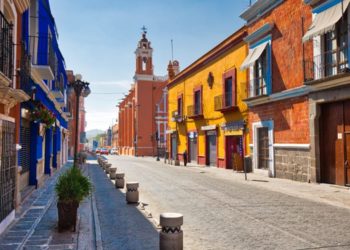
319, 100, 350, 185
226, 136, 234, 169
344, 100, 350, 185
258, 127, 269, 170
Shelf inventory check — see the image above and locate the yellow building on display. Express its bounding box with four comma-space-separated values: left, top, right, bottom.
167, 27, 249, 170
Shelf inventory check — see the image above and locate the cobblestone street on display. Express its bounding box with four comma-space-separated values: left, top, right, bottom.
104, 155, 350, 250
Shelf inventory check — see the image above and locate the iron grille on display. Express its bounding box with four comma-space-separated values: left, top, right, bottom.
20, 41, 31, 93
19, 122, 31, 173
28, 35, 57, 77
0, 120, 16, 222
0, 11, 13, 80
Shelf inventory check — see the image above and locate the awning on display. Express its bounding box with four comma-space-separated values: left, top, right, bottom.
302, 0, 350, 42
240, 42, 268, 70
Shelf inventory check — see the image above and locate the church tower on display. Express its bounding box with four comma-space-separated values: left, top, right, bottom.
134, 27, 153, 80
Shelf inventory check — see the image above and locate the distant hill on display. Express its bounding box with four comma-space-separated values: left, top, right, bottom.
86, 129, 104, 140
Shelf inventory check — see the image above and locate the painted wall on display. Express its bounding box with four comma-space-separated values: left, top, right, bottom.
168, 31, 249, 165
246, 0, 312, 144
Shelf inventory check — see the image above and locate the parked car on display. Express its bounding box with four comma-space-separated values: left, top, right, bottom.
100, 148, 109, 155
96, 148, 101, 154
110, 148, 118, 155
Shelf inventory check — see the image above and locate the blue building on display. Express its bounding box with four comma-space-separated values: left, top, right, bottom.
19, 0, 69, 189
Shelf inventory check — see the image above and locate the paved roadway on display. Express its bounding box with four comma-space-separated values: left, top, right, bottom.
103, 155, 350, 250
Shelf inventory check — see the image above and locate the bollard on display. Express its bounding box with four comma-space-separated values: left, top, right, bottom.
109, 167, 117, 179
126, 182, 139, 203
105, 163, 112, 174
115, 173, 125, 189
159, 213, 183, 250
101, 160, 108, 169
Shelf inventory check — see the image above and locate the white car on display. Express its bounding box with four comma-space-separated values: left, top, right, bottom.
110, 148, 118, 155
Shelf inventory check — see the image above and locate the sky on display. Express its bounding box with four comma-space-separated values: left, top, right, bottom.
50, 0, 250, 131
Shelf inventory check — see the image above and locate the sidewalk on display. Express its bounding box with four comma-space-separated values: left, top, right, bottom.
129, 155, 350, 210
0, 162, 95, 250
87, 160, 159, 250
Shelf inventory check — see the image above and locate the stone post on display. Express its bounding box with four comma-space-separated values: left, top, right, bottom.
115, 173, 125, 189
126, 182, 139, 203
159, 213, 183, 250
105, 163, 112, 174
109, 167, 117, 179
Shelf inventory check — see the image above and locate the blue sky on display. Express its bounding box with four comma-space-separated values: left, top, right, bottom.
50, 0, 250, 131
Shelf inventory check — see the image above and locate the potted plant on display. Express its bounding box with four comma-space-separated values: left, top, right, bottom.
31, 102, 56, 128
55, 167, 92, 232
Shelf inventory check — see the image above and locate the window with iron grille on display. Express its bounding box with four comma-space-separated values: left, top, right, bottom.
254, 49, 267, 96
0, 11, 13, 81
0, 120, 16, 222
19, 120, 31, 173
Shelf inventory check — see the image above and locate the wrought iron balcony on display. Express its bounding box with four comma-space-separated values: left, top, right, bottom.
171, 110, 184, 123
304, 47, 350, 83
214, 92, 237, 112
29, 35, 57, 81
19, 42, 31, 93
51, 77, 65, 102
0, 11, 13, 84
187, 104, 203, 118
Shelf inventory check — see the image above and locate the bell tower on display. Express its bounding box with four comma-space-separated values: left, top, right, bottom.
135, 26, 153, 77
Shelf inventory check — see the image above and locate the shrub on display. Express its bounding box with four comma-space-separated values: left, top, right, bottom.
55, 167, 92, 203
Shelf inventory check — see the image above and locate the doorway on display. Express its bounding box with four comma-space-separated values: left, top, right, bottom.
206, 131, 217, 167
188, 132, 197, 163
320, 100, 350, 185
258, 127, 269, 170
171, 134, 177, 160
226, 136, 243, 171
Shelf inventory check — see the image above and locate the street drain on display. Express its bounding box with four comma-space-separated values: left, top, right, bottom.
199, 171, 206, 174
251, 179, 269, 183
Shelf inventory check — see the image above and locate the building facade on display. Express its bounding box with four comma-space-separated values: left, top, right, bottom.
0, 0, 31, 234
67, 70, 87, 157
302, 0, 350, 185
167, 27, 249, 169
0, 0, 70, 234
240, 0, 313, 180
112, 123, 118, 148
118, 30, 168, 156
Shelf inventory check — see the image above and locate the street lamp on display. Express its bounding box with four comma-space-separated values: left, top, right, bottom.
69, 74, 91, 167
156, 131, 160, 161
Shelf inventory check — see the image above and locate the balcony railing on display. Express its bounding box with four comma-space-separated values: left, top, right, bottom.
304, 47, 349, 83
0, 11, 13, 80
20, 42, 31, 93
244, 76, 267, 98
171, 110, 184, 122
187, 104, 202, 118
214, 92, 236, 111
28, 35, 57, 79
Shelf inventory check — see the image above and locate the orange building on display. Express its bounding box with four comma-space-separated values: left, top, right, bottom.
118, 30, 171, 156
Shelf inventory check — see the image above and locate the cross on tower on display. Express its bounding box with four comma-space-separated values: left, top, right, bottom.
141, 25, 147, 34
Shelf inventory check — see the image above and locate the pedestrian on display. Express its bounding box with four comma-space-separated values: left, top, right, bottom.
183, 150, 187, 166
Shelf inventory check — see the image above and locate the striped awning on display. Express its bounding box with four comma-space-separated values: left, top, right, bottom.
303, 0, 350, 42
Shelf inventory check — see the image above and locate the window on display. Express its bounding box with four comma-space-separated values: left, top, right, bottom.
142, 57, 147, 71
177, 95, 183, 116
224, 77, 232, 107
324, 13, 348, 77
194, 90, 201, 115
254, 49, 267, 96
